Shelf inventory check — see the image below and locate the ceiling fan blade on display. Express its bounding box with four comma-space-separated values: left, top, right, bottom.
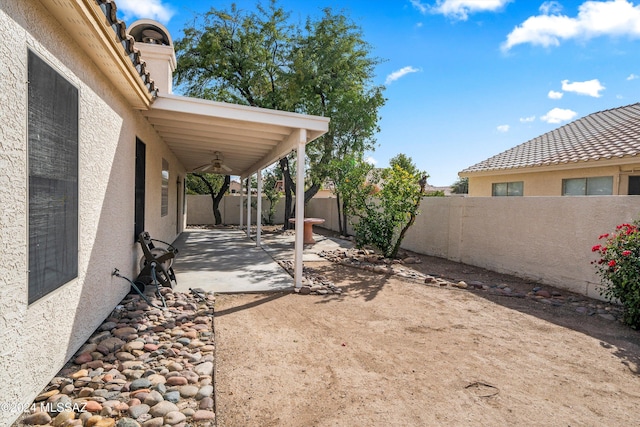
222, 164, 232, 172
193, 163, 212, 172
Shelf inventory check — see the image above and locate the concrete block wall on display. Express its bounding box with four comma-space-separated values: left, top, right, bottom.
186, 194, 285, 225
305, 196, 640, 299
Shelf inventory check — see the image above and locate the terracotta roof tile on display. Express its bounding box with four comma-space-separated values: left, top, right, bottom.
96, 0, 158, 98
461, 103, 640, 174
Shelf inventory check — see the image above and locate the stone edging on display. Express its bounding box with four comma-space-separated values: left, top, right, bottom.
317, 248, 624, 322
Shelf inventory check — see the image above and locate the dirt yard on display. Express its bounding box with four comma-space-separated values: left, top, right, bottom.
213, 254, 640, 426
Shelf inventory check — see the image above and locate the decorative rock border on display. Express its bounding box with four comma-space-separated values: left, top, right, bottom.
318, 248, 624, 321
276, 260, 343, 295
15, 289, 216, 427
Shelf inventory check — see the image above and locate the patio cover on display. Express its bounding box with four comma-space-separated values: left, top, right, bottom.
143, 94, 329, 179
142, 93, 330, 287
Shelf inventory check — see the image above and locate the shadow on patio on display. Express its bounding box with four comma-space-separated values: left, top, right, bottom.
171, 228, 294, 294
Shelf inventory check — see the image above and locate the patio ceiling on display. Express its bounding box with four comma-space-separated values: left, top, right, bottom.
143, 94, 330, 179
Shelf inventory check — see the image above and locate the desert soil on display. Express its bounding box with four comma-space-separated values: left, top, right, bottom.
213, 246, 640, 427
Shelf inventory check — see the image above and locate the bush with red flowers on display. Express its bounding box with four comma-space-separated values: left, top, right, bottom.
592, 222, 640, 328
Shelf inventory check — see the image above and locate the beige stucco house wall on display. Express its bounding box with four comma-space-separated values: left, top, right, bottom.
0, 1, 186, 422
466, 161, 640, 196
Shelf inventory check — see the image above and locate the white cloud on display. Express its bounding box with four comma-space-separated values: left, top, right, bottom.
385, 66, 420, 85
548, 90, 563, 99
365, 156, 378, 165
627, 73, 639, 80
502, 0, 640, 51
431, 0, 513, 20
541, 108, 577, 123
539, 1, 563, 15
116, 0, 175, 24
410, 0, 428, 14
497, 124, 510, 132
520, 115, 536, 123
561, 79, 605, 97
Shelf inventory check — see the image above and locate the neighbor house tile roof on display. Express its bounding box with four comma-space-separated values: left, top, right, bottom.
461, 103, 640, 174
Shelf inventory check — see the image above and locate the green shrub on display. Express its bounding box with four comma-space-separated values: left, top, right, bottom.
353, 162, 424, 258
592, 222, 640, 328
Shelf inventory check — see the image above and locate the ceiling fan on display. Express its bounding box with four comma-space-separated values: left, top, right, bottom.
194, 151, 232, 173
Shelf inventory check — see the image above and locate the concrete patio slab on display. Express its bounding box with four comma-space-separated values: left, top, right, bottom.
171, 228, 294, 293
170, 227, 354, 294
258, 230, 354, 262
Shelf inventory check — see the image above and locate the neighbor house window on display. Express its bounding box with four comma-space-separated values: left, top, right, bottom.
161, 158, 169, 216
492, 181, 523, 196
562, 177, 613, 196
28, 50, 79, 304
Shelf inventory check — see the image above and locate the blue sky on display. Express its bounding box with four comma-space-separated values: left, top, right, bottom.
118, 0, 640, 186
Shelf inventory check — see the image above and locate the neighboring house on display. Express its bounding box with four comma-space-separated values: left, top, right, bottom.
459, 103, 640, 197
0, 1, 327, 423
229, 179, 242, 194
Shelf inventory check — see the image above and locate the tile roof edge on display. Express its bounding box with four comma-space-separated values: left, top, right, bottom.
95, 0, 158, 99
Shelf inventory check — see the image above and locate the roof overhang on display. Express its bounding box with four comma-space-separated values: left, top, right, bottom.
38, 0, 155, 109
143, 94, 330, 179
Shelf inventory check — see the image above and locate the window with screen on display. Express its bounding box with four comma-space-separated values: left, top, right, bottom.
161, 158, 169, 216
562, 177, 613, 196
492, 181, 523, 196
28, 50, 79, 304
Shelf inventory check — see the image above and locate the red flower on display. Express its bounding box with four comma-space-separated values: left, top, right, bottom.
608, 260, 616, 267
591, 245, 602, 252
598, 233, 610, 239
623, 250, 632, 256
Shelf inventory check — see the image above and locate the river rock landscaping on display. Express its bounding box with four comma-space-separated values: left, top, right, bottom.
15, 289, 216, 427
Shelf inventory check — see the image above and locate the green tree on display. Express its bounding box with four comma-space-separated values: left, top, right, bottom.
390, 153, 419, 175
175, 1, 293, 108
328, 152, 374, 236
187, 173, 230, 225
451, 177, 468, 194
289, 8, 385, 210
174, 1, 384, 228
353, 154, 426, 258
261, 168, 282, 225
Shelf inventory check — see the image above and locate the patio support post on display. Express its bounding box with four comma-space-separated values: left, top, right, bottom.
294, 129, 307, 288
239, 185, 243, 230
256, 168, 262, 246
246, 177, 251, 238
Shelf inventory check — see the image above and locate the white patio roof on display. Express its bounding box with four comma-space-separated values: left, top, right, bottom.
143, 94, 329, 179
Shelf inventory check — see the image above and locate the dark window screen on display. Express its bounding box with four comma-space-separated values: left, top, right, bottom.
629, 176, 640, 195
28, 50, 79, 304
135, 138, 146, 240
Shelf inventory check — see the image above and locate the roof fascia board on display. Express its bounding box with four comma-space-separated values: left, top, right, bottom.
38, 0, 152, 109
153, 94, 330, 132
